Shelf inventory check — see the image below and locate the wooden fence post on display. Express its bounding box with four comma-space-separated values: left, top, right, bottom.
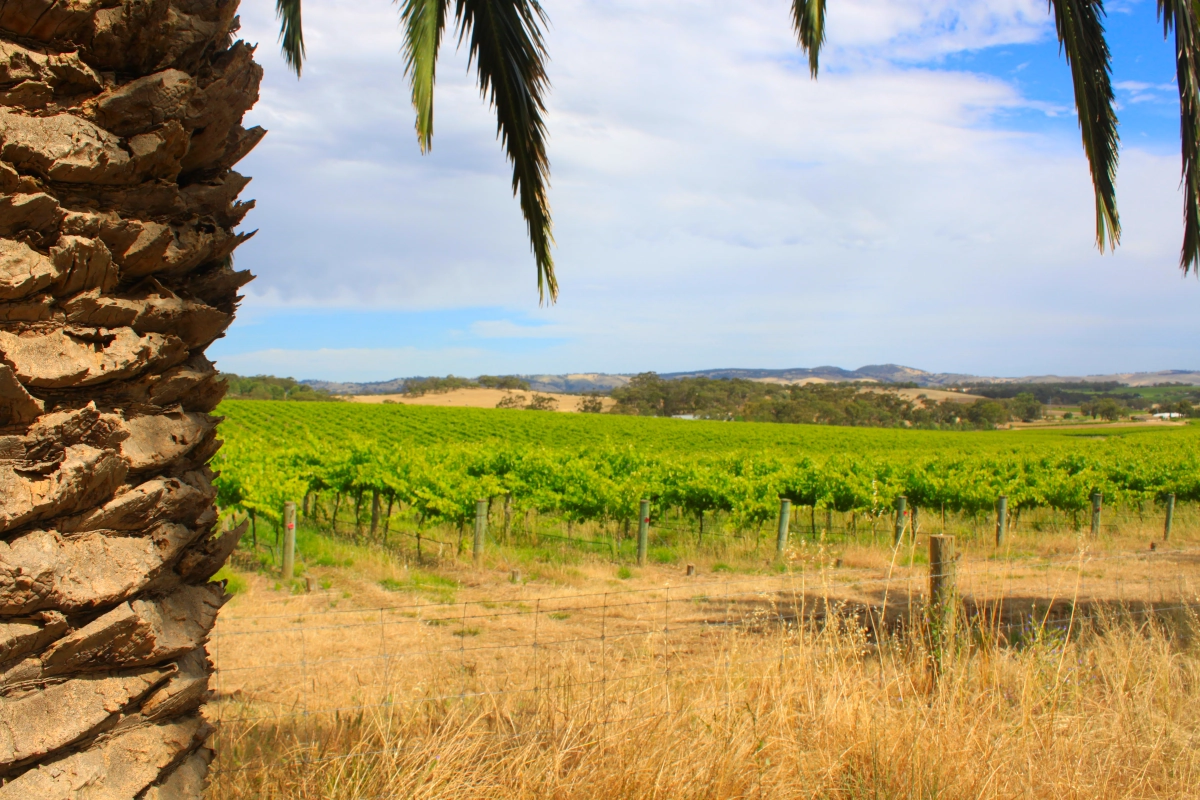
1164, 493, 1176, 542
929, 534, 956, 612
929, 534, 956, 666
1091, 492, 1103, 537
776, 498, 792, 557
825, 507, 833, 538
637, 499, 650, 566
473, 498, 487, 566
282, 501, 297, 581
893, 496, 908, 547
995, 495, 1008, 547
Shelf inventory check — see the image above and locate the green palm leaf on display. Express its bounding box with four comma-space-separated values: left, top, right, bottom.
1049, 0, 1121, 253
1159, 0, 1200, 274
792, 0, 827, 78
454, 0, 557, 303
276, 0, 306, 76
795, 2, 1123, 258
402, 0, 450, 153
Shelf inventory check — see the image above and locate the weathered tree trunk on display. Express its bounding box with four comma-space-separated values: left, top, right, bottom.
0, 0, 261, 794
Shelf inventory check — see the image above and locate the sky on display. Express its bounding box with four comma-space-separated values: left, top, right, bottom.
208, 0, 1199, 382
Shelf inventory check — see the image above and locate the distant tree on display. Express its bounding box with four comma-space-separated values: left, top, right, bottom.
578, 394, 606, 413
965, 399, 1010, 428
479, 375, 531, 390
610, 373, 671, 416
527, 394, 559, 411
404, 375, 476, 396
1008, 392, 1044, 423
1095, 398, 1126, 420
496, 394, 528, 409
221, 374, 338, 401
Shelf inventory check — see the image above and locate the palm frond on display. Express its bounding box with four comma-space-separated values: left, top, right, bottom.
455, 0, 556, 302
402, 0, 450, 153
1049, 0, 1120, 251
791, 0, 827, 78
1159, 0, 1200, 273
276, 0, 306, 76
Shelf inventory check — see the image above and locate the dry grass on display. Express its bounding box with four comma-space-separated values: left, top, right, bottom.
207, 507, 1200, 799
344, 388, 616, 413
208, 611, 1200, 799
208, 546, 1200, 799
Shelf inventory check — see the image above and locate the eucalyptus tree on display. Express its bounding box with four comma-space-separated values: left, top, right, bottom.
0, 0, 1191, 796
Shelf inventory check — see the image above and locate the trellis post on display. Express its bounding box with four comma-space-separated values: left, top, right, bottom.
282, 501, 297, 580
1164, 493, 1176, 542
893, 496, 908, 546
637, 499, 650, 566
995, 495, 1008, 547
473, 498, 487, 566
776, 498, 792, 557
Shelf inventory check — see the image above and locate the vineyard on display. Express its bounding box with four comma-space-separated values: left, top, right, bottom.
207, 401, 1200, 799
212, 401, 1200, 544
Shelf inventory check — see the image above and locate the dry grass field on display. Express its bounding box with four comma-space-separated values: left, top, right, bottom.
345, 388, 616, 413
206, 511, 1200, 799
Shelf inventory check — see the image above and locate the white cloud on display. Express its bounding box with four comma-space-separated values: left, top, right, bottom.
214, 346, 493, 380
215, 0, 1199, 379
469, 320, 566, 339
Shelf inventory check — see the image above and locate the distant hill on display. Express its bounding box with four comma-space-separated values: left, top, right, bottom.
302, 366, 1200, 395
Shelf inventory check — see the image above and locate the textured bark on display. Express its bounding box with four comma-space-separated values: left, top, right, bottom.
0, 0, 259, 793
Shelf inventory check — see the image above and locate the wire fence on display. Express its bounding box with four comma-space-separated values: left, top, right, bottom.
240, 505, 1196, 587
209, 543, 1200, 782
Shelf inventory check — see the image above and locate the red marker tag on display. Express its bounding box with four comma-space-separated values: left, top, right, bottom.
287, 523, 295, 530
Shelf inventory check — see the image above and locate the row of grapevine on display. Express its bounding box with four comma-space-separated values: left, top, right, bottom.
212, 402, 1200, 533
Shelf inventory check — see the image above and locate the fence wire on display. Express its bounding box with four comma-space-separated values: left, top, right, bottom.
208, 545, 1200, 784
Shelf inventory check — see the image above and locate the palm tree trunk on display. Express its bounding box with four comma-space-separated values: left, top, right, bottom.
0, 1, 261, 794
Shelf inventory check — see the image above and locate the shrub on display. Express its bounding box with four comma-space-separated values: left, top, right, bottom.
527, 394, 559, 411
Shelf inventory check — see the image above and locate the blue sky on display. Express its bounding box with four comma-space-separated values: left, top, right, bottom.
209, 0, 1198, 381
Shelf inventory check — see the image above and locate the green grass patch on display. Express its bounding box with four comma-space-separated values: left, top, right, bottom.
616, 566, 633, 580
548, 612, 570, 621
378, 570, 458, 603
650, 546, 679, 565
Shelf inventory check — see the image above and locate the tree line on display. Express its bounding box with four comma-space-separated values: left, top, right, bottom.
606, 373, 1044, 429
221, 374, 340, 401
